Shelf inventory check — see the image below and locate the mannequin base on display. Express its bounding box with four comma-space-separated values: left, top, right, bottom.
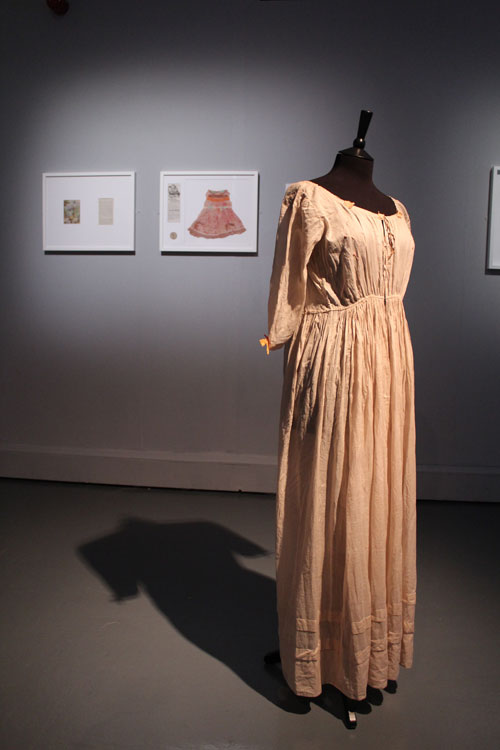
263, 650, 358, 729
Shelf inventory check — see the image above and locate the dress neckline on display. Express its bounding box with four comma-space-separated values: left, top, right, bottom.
302, 180, 401, 218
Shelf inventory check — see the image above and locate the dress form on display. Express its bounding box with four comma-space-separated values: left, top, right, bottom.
310, 110, 397, 216
264, 112, 406, 729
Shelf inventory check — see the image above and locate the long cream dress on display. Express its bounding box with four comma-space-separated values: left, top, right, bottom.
266, 180, 416, 701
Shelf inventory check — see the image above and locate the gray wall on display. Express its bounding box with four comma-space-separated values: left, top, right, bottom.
1, 0, 499, 499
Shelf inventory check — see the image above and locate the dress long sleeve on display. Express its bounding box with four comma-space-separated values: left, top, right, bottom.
267, 186, 324, 349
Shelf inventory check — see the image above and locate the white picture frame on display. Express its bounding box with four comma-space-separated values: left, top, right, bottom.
487, 166, 500, 271
160, 171, 258, 254
43, 171, 135, 252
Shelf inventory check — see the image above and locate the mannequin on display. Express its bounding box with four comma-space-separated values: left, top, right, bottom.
264, 111, 405, 730
310, 110, 397, 216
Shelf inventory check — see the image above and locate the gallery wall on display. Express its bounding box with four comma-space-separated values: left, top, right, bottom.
1, 0, 499, 500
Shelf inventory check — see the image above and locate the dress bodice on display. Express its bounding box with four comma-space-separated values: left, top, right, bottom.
267, 180, 415, 348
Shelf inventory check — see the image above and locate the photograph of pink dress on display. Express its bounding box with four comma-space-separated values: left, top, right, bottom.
188, 189, 246, 239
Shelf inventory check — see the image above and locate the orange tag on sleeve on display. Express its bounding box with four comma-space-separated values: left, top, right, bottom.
259, 336, 270, 355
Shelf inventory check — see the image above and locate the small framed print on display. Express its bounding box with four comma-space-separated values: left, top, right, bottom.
43, 172, 135, 252
160, 171, 258, 254
487, 166, 500, 271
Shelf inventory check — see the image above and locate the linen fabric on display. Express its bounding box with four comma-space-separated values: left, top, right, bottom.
267, 180, 416, 701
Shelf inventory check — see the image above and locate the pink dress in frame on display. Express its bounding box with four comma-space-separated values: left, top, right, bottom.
188, 189, 246, 239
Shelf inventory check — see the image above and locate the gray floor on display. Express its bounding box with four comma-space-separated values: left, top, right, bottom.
0, 479, 499, 750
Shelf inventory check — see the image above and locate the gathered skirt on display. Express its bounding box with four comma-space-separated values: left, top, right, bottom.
276, 294, 417, 700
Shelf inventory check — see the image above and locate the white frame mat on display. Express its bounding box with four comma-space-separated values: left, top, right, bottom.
43, 172, 135, 252
487, 166, 500, 270
160, 171, 258, 254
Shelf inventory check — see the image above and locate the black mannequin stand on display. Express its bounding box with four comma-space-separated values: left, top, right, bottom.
310, 109, 397, 216
264, 649, 360, 728
264, 649, 398, 729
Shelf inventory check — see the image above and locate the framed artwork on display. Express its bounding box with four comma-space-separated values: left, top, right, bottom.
160, 171, 258, 254
487, 166, 500, 271
43, 172, 135, 252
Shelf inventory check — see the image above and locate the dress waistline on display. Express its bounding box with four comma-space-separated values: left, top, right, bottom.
303, 294, 402, 314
